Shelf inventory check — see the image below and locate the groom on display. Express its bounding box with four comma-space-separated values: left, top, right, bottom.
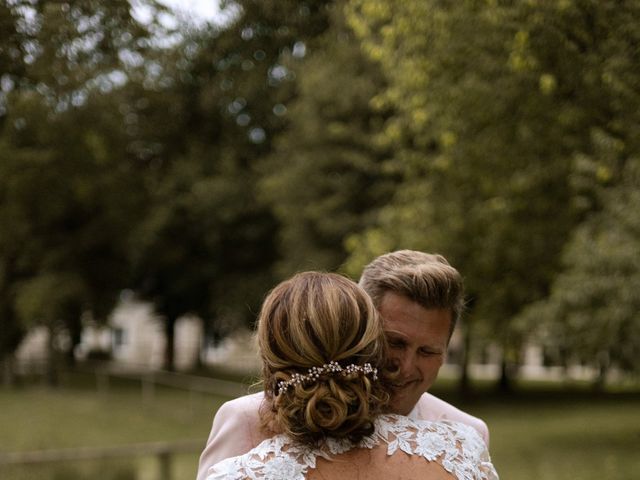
197, 250, 489, 480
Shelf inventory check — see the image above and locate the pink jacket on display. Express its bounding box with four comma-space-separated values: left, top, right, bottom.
196, 392, 489, 480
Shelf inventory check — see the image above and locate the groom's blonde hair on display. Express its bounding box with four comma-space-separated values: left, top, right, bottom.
359, 250, 464, 337
258, 272, 389, 444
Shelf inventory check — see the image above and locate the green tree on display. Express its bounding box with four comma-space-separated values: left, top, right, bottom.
521, 158, 640, 386
0, 0, 160, 380
0, 86, 149, 378
345, 0, 640, 390
260, 7, 394, 276
127, 0, 338, 368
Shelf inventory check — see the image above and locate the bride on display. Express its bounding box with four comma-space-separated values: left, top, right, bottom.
206, 272, 498, 480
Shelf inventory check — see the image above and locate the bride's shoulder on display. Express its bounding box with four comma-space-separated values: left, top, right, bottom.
206, 434, 319, 480
207, 416, 499, 480
379, 413, 484, 440
375, 414, 498, 479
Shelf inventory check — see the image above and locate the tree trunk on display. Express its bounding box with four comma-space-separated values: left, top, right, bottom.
163, 315, 176, 371
2, 355, 17, 387
193, 317, 204, 371
458, 322, 472, 397
498, 357, 512, 393
593, 350, 610, 391
45, 324, 59, 387
65, 314, 83, 367
497, 341, 516, 394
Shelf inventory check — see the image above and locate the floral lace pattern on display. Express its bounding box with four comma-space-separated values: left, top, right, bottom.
206, 414, 499, 480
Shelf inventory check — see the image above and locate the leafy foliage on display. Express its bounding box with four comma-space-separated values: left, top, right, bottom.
1, 0, 638, 384
260, 8, 395, 276
345, 0, 640, 384
521, 158, 640, 374
0, 0, 157, 369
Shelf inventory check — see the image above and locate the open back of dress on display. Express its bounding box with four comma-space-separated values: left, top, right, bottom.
207, 414, 499, 480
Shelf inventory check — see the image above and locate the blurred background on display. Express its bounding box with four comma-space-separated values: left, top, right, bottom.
0, 0, 639, 479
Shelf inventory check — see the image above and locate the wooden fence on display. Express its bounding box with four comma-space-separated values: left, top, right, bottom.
1, 364, 255, 479
91, 367, 255, 400
0, 439, 203, 480
8, 360, 256, 399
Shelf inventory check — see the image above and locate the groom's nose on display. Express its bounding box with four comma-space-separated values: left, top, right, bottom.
392, 351, 416, 379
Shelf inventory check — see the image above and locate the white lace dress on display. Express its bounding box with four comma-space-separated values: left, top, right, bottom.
205, 414, 498, 480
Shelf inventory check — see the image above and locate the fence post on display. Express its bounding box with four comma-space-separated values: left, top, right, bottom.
142, 373, 155, 403
189, 387, 196, 416
158, 450, 171, 480
97, 371, 109, 396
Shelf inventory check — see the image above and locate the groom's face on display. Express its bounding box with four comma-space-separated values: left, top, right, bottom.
378, 291, 451, 416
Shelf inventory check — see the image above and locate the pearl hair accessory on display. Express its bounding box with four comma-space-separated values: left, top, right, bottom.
277, 361, 378, 395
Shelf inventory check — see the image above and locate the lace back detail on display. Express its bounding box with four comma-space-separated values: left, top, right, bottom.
207, 414, 498, 480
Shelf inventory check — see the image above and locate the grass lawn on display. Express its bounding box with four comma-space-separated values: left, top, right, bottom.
431, 381, 640, 480
0, 372, 235, 480
1, 372, 638, 480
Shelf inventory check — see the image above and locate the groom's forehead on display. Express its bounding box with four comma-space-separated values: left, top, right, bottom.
377, 294, 452, 340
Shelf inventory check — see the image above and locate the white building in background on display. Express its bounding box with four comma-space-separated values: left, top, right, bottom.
109, 298, 164, 369
106, 296, 257, 372
75, 324, 112, 359
12, 298, 203, 372
109, 297, 203, 371
14, 326, 49, 367
202, 328, 261, 373
174, 313, 203, 371
13, 297, 607, 381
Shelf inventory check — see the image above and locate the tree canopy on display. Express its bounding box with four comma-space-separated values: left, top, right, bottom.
345, 0, 640, 385
1, 0, 638, 384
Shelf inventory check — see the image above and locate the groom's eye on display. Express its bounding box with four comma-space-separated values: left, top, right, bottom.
419, 348, 440, 356
388, 339, 406, 349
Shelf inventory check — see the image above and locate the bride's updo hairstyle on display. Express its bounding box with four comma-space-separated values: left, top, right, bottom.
258, 272, 389, 445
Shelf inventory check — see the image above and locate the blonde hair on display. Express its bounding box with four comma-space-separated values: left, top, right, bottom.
258, 272, 388, 444
359, 250, 465, 335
